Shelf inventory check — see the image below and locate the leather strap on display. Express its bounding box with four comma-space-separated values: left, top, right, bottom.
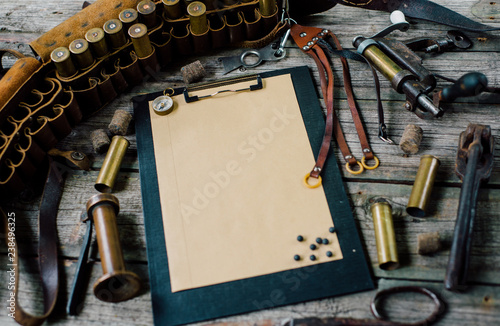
1, 158, 63, 326
291, 24, 378, 177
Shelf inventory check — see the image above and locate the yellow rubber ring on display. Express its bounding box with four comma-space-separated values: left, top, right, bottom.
362, 155, 380, 170
303, 173, 322, 189
345, 161, 364, 175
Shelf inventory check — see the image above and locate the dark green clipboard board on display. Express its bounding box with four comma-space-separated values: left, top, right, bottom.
133, 66, 373, 326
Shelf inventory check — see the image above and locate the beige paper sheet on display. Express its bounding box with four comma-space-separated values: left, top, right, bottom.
149, 74, 343, 293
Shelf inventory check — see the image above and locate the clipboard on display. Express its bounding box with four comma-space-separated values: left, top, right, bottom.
133, 66, 373, 326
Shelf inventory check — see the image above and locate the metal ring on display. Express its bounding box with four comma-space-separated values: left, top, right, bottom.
370, 286, 444, 326
345, 161, 364, 175
163, 88, 175, 96
240, 50, 263, 68
362, 155, 380, 170
303, 173, 322, 189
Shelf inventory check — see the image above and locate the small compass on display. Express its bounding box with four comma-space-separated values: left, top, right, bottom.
152, 95, 174, 115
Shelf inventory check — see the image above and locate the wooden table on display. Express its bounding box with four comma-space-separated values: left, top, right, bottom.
1, 0, 499, 325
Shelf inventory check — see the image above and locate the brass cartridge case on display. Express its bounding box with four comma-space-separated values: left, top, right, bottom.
407, 155, 440, 217
362, 45, 403, 83
163, 0, 183, 20
187, 1, 208, 35
259, 0, 276, 16
85, 27, 109, 58
137, 0, 157, 28
119, 8, 139, 29
69, 38, 94, 70
95, 135, 130, 193
129, 23, 153, 58
50, 47, 77, 78
370, 199, 399, 270
86, 193, 141, 302
103, 19, 127, 49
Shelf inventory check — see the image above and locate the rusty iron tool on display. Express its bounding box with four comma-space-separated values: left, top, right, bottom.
445, 124, 495, 291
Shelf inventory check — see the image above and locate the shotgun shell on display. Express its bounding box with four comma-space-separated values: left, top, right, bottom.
407, 155, 440, 217
162, 0, 183, 20
85, 27, 109, 58
104, 19, 127, 49
95, 135, 130, 193
129, 23, 153, 58
370, 199, 399, 270
119, 8, 139, 29
137, 0, 157, 28
259, 0, 276, 16
51, 47, 77, 78
187, 1, 208, 35
69, 39, 94, 70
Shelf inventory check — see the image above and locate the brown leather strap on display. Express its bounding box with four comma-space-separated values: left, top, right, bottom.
1, 158, 63, 326
291, 24, 376, 177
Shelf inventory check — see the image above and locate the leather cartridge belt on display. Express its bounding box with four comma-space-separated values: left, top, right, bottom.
0, 0, 281, 195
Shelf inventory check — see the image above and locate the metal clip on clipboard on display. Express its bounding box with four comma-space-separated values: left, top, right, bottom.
183, 74, 263, 103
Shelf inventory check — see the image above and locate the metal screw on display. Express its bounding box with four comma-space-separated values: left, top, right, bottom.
405, 101, 413, 111
322, 29, 329, 33
307, 41, 314, 46
345, 155, 353, 160
300, 32, 307, 37
363, 148, 371, 153
71, 151, 86, 161
313, 166, 321, 172
302, 45, 310, 50
312, 37, 319, 41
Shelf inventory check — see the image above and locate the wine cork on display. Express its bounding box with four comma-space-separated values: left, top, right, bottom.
417, 232, 441, 255
108, 110, 133, 136
181, 60, 206, 84
400, 124, 423, 154
91, 129, 111, 154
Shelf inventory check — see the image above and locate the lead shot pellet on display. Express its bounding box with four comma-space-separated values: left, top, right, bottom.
69, 38, 94, 70
104, 19, 127, 49
329, 227, 336, 233
137, 0, 157, 29
322, 238, 329, 245
85, 27, 109, 58
326, 251, 333, 257
315, 237, 322, 244
108, 110, 133, 136
51, 47, 77, 78
310, 255, 316, 261
129, 23, 153, 58
297, 235, 304, 242
293, 255, 301, 261
309, 244, 317, 250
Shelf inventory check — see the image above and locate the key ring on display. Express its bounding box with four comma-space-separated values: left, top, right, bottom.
370, 286, 444, 326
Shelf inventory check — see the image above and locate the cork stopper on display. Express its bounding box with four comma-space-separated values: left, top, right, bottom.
400, 124, 423, 155
108, 110, 133, 136
91, 129, 111, 154
181, 60, 206, 84
417, 232, 441, 255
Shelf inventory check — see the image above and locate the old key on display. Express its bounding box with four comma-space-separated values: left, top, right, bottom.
445, 124, 495, 291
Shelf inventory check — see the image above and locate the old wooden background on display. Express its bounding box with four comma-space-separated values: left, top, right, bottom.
1, 0, 499, 325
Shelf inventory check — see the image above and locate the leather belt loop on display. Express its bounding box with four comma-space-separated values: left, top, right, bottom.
1, 157, 64, 326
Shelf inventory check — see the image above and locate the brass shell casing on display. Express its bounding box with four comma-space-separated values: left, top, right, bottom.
85, 27, 109, 58
259, 0, 276, 16
370, 199, 399, 270
50, 47, 77, 78
86, 193, 142, 302
407, 155, 441, 217
119, 8, 139, 29
129, 23, 153, 58
95, 135, 130, 193
137, 0, 157, 28
103, 19, 127, 49
69, 38, 94, 70
361, 45, 402, 83
187, 1, 208, 35
162, 0, 183, 20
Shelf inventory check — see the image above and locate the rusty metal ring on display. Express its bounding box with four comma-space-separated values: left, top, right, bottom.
370, 286, 444, 326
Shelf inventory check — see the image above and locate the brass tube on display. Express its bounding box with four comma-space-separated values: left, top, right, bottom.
86, 194, 141, 302
407, 155, 441, 217
129, 23, 153, 58
69, 38, 94, 70
370, 199, 399, 270
259, 0, 276, 17
103, 19, 127, 49
187, 1, 208, 35
137, 0, 157, 28
95, 135, 130, 193
361, 45, 403, 83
